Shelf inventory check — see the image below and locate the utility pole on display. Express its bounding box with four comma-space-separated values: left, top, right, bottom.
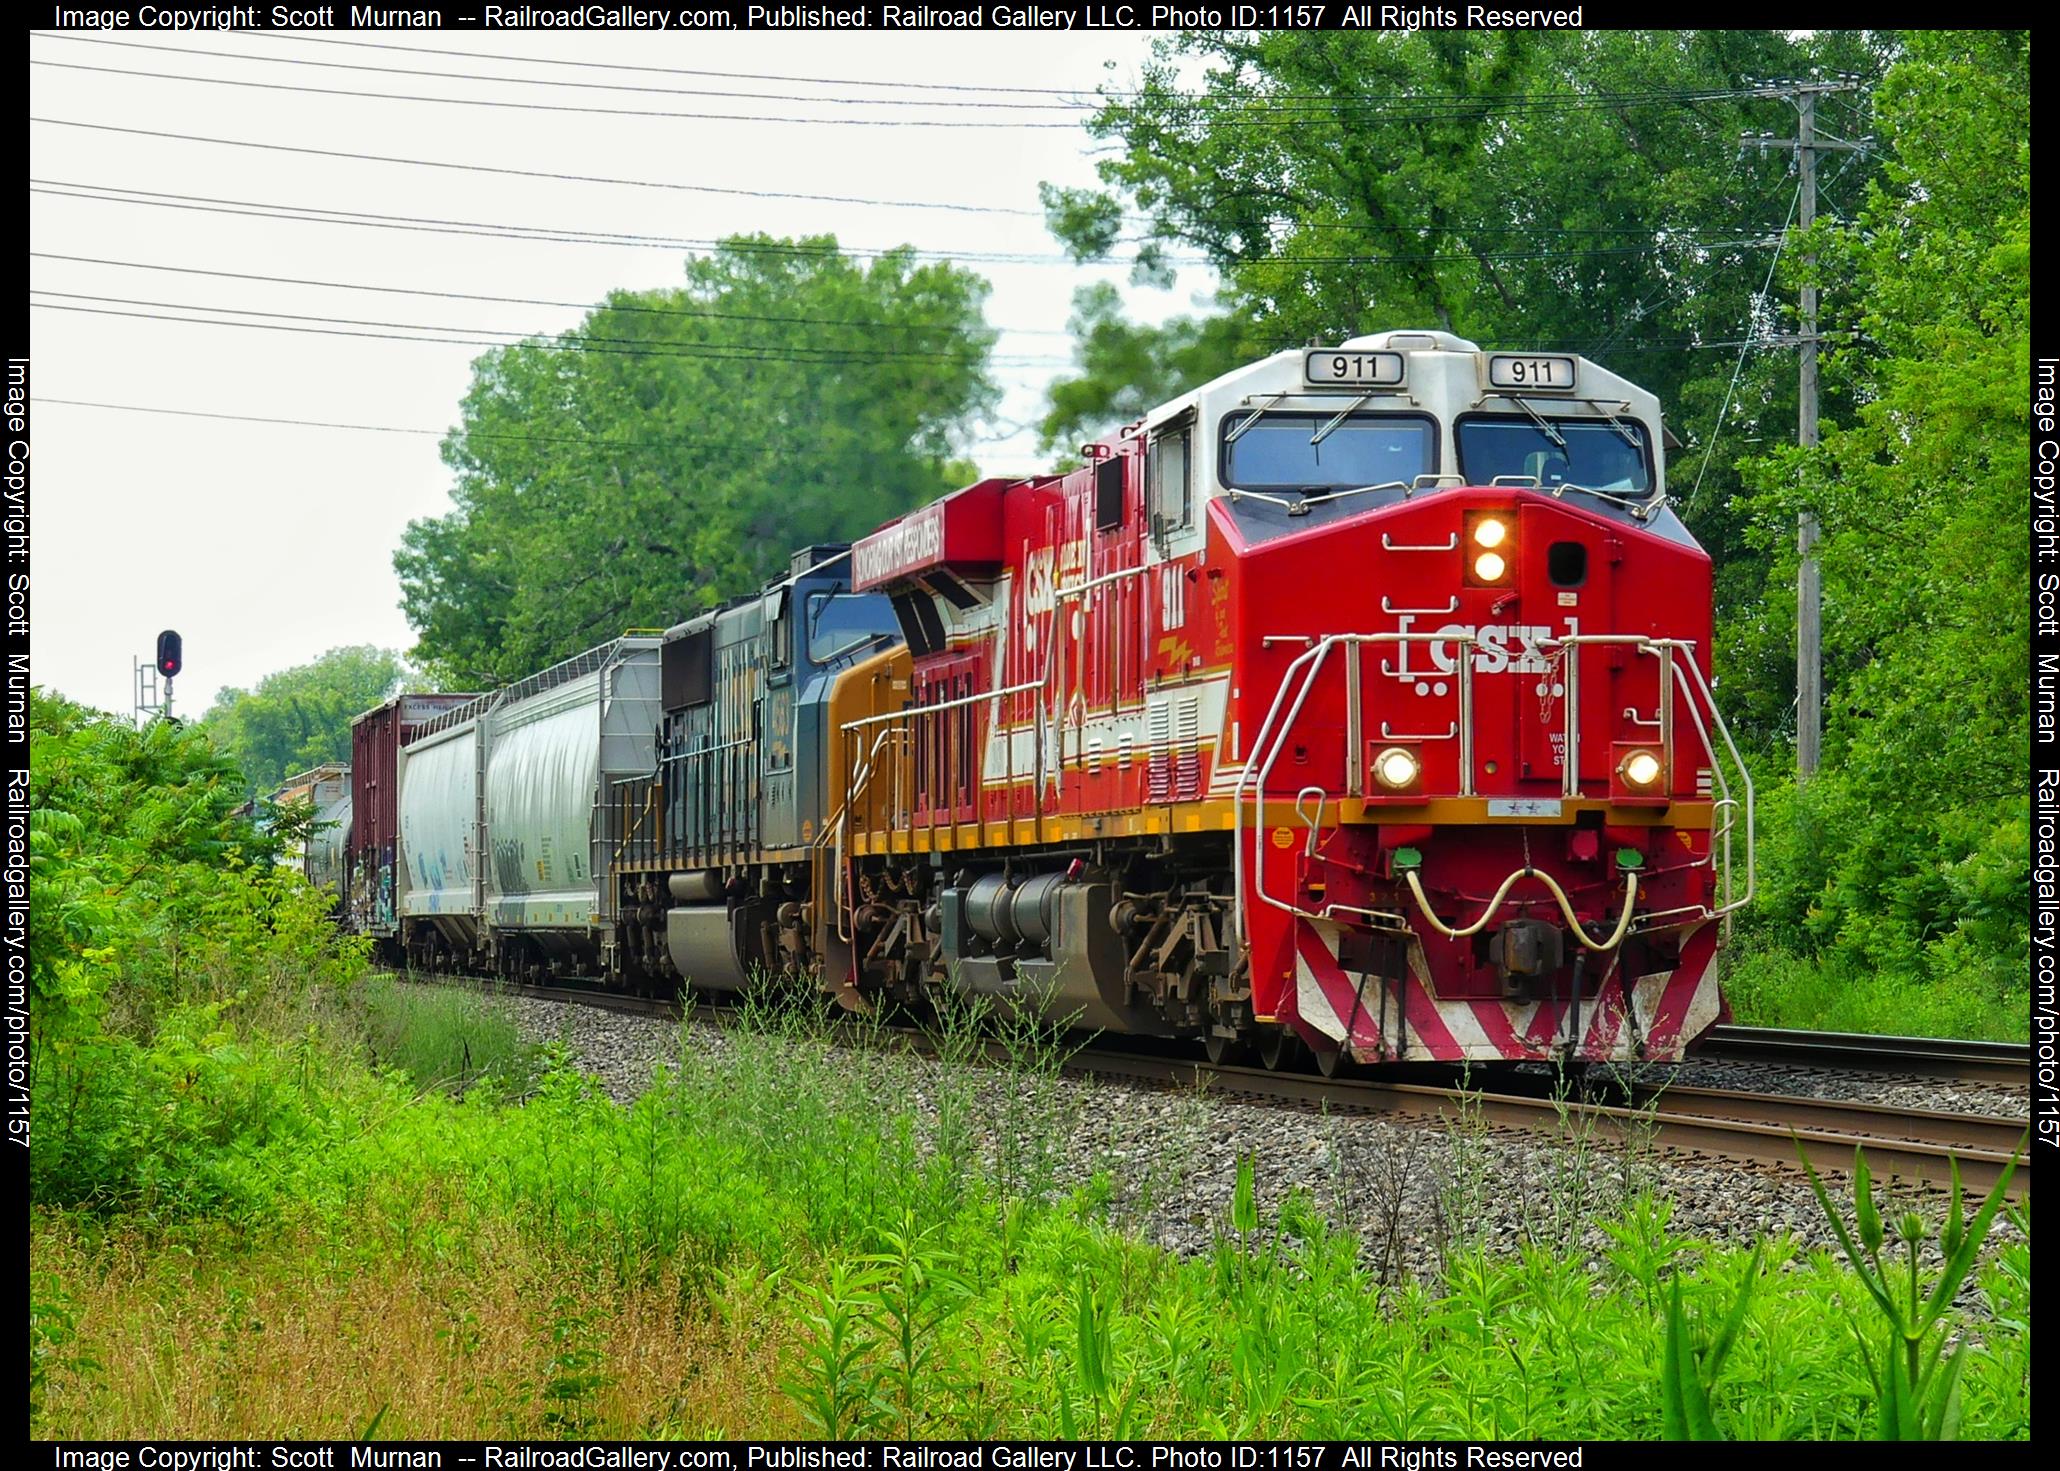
1745, 75, 1866, 779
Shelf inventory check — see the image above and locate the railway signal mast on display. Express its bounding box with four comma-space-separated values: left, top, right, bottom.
1746, 74, 1868, 779
135, 629, 182, 724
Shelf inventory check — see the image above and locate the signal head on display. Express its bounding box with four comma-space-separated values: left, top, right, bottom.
155, 629, 183, 679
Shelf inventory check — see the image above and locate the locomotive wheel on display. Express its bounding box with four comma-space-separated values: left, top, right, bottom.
1203, 1029, 1246, 1066
1255, 1026, 1294, 1072
1313, 1045, 1354, 1079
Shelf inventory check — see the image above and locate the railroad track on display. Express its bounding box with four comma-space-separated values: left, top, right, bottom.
1699, 1024, 2030, 1086
1073, 1054, 2027, 1199
426, 976, 2030, 1199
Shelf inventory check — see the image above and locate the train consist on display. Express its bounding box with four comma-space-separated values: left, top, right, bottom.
288, 330, 1753, 1068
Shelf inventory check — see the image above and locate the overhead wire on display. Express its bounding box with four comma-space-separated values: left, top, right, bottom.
32, 396, 1033, 457
33, 180, 1779, 267
30, 116, 1066, 219
27, 298, 1070, 366
34, 33, 1105, 110
30, 52, 1785, 129
29, 116, 1782, 237
1683, 182, 1801, 519
27, 252, 1076, 338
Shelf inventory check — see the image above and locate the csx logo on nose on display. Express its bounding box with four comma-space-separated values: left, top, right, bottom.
1427, 624, 1556, 674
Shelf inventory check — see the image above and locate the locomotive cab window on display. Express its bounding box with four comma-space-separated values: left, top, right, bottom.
1219, 412, 1435, 494
1455, 416, 1653, 496
1148, 421, 1192, 534
807, 592, 897, 665
765, 587, 792, 670
1094, 456, 1126, 533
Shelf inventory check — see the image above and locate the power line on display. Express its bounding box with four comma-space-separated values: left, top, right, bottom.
224, 30, 1791, 113
34, 395, 1024, 458
1683, 183, 1801, 520
31, 55, 1781, 130
235, 29, 1118, 94
28, 57, 1090, 127
30, 117, 1777, 238
30, 116, 1064, 218
28, 298, 1071, 367
34, 180, 1776, 268
33, 33, 1100, 110
29, 289, 1060, 365
28, 252, 1075, 338
33, 36, 1786, 121
29, 180, 1110, 263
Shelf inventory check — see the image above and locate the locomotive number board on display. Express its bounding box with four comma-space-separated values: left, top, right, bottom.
1304, 349, 1406, 387
1486, 353, 1579, 391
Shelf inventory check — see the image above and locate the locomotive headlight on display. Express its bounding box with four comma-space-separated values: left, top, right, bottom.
1473, 551, 1508, 582
1373, 746, 1421, 791
1472, 517, 1508, 550
1618, 748, 1664, 789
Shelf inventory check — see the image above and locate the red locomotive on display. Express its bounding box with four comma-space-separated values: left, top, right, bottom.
825, 329, 1753, 1067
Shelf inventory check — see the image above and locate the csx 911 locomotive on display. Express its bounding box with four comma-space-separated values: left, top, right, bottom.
327, 330, 1753, 1069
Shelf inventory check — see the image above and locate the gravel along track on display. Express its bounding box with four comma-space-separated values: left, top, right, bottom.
488, 993, 2026, 1283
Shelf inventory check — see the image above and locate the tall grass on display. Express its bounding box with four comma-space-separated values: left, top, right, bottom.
29, 990, 2033, 1440
355, 977, 541, 1096
1721, 934, 2028, 1040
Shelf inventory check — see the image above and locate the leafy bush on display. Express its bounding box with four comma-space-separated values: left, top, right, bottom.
28, 691, 371, 1216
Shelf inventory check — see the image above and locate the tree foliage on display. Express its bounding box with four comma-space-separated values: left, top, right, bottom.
1044, 29, 1886, 737
1738, 31, 2030, 999
1036, 284, 1263, 457
396, 236, 999, 685
200, 644, 405, 796
29, 690, 367, 1213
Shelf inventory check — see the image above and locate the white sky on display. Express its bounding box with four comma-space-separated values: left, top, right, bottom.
29, 27, 1213, 718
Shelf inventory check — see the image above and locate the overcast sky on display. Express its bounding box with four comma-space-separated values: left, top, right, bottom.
29, 27, 1212, 718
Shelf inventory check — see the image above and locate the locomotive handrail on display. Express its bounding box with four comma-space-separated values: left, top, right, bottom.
1667, 654, 1756, 920
1542, 633, 1754, 925
658, 735, 756, 765
1233, 630, 1477, 945
1231, 625, 1754, 948
839, 677, 1046, 732
1541, 633, 1685, 798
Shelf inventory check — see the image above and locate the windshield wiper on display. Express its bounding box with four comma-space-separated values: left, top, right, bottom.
1582, 398, 1643, 449
1506, 394, 1567, 449
1309, 392, 1374, 446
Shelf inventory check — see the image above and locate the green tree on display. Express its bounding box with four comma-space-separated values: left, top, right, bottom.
1737, 31, 2030, 998
201, 645, 405, 796
1042, 29, 1889, 747
1036, 284, 1264, 457
397, 236, 999, 686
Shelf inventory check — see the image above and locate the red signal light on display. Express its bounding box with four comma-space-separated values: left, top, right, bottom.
156, 629, 183, 679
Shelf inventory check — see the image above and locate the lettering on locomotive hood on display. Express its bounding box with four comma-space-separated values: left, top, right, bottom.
1386, 613, 1581, 678
852, 502, 945, 589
